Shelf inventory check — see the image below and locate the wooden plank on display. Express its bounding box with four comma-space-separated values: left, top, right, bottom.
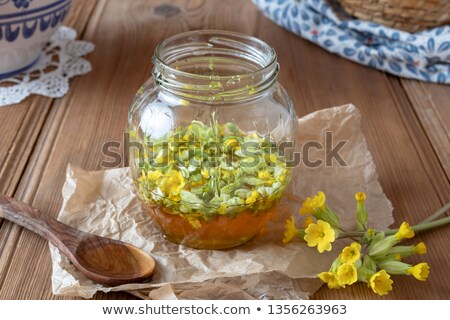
0, 0, 100, 299
1, 0, 448, 300
400, 79, 450, 179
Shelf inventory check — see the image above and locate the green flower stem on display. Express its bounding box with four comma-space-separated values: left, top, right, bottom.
337, 231, 366, 238
420, 202, 450, 224
338, 215, 450, 239
386, 215, 450, 235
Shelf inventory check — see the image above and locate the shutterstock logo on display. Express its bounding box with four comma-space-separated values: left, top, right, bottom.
100, 131, 348, 169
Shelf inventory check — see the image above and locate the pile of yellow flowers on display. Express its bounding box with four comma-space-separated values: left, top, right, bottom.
283, 191, 450, 295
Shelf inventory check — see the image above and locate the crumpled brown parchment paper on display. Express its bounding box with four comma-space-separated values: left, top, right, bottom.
49, 104, 393, 299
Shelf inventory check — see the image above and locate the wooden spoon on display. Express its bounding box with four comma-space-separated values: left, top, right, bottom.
0, 195, 156, 286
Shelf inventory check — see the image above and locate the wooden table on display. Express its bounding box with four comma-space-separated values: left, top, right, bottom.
0, 0, 449, 300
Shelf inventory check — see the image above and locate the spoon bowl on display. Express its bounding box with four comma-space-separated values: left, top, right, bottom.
0, 196, 156, 286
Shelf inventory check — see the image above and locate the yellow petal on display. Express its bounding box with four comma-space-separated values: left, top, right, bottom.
337, 263, 358, 286
318, 272, 342, 289
355, 192, 366, 203
407, 263, 430, 281
414, 242, 427, 255
369, 270, 393, 296
395, 222, 415, 240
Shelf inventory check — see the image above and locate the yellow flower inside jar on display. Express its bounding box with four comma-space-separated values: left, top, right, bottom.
128, 30, 298, 249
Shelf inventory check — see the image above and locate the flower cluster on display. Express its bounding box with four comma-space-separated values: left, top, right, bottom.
284, 191, 339, 252
133, 118, 291, 228
282, 191, 448, 296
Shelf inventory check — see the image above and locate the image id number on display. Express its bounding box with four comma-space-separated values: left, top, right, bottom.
268, 304, 347, 315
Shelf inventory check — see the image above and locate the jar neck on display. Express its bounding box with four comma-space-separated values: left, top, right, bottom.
152, 30, 278, 103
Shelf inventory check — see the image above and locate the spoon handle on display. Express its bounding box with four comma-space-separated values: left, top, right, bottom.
0, 195, 81, 253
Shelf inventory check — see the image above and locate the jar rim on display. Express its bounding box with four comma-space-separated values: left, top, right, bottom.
153, 29, 277, 80
152, 30, 279, 102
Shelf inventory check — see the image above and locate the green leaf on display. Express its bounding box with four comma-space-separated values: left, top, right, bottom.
181, 191, 203, 208
242, 177, 265, 186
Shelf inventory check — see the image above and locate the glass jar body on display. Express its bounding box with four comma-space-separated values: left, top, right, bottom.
128, 31, 297, 249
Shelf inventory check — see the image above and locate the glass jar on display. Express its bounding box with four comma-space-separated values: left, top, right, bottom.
128, 30, 297, 249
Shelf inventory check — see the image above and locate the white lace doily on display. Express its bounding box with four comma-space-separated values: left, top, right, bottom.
0, 26, 94, 107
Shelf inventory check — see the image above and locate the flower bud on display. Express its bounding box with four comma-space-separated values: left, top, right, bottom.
368, 234, 398, 257
357, 266, 373, 283
314, 206, 341, 229
355, 192, 368, 231
387, 245, 415, 259
361, 228, 376, 243
363, 255, 377, 272
377, 260, 411, 275
355, 192, 366, 203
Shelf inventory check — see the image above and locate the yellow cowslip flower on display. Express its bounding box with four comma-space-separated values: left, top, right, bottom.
367, 228, 375, 237
299, 197, 315, 215
395, 221, 415, 240
147, 170, 162, 181
355, 192, 366, 203
369, 270, 393, 296
302, 215, 315, 229
258, 170, 271, 180
414, 242, 427, 255
394, 254, 402, 261
337, 263, 358, 286
299, 191, 326, 215
304, 220, 335, 253
224, 138, 239, 149
187, 217, 202, 229
318, 272, 342, 289
368, 234, 398, 257
168, 192, 181, 202
340, 242, 361, 264
217, 203, 228, 215
191, 180, 205, 187
407, 263, 430, 281
283, 215, 300, 244
245, 190, 260, 205
201, 168, 209, 179
221, 170, 231, 181
160, 170, 185, 199
313, 191, 326, 208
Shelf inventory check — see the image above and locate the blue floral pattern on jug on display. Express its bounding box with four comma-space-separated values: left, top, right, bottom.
0, 0, 71, 42
12, 0, 35, 9
252, 0, 450, 84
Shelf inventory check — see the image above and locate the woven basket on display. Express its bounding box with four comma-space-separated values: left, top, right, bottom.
338, 0, 450, 32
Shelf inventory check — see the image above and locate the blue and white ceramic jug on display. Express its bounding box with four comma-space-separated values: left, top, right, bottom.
0, 0, 71, 78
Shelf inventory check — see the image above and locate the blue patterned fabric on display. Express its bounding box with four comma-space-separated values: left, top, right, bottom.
253, 0, 450, 84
